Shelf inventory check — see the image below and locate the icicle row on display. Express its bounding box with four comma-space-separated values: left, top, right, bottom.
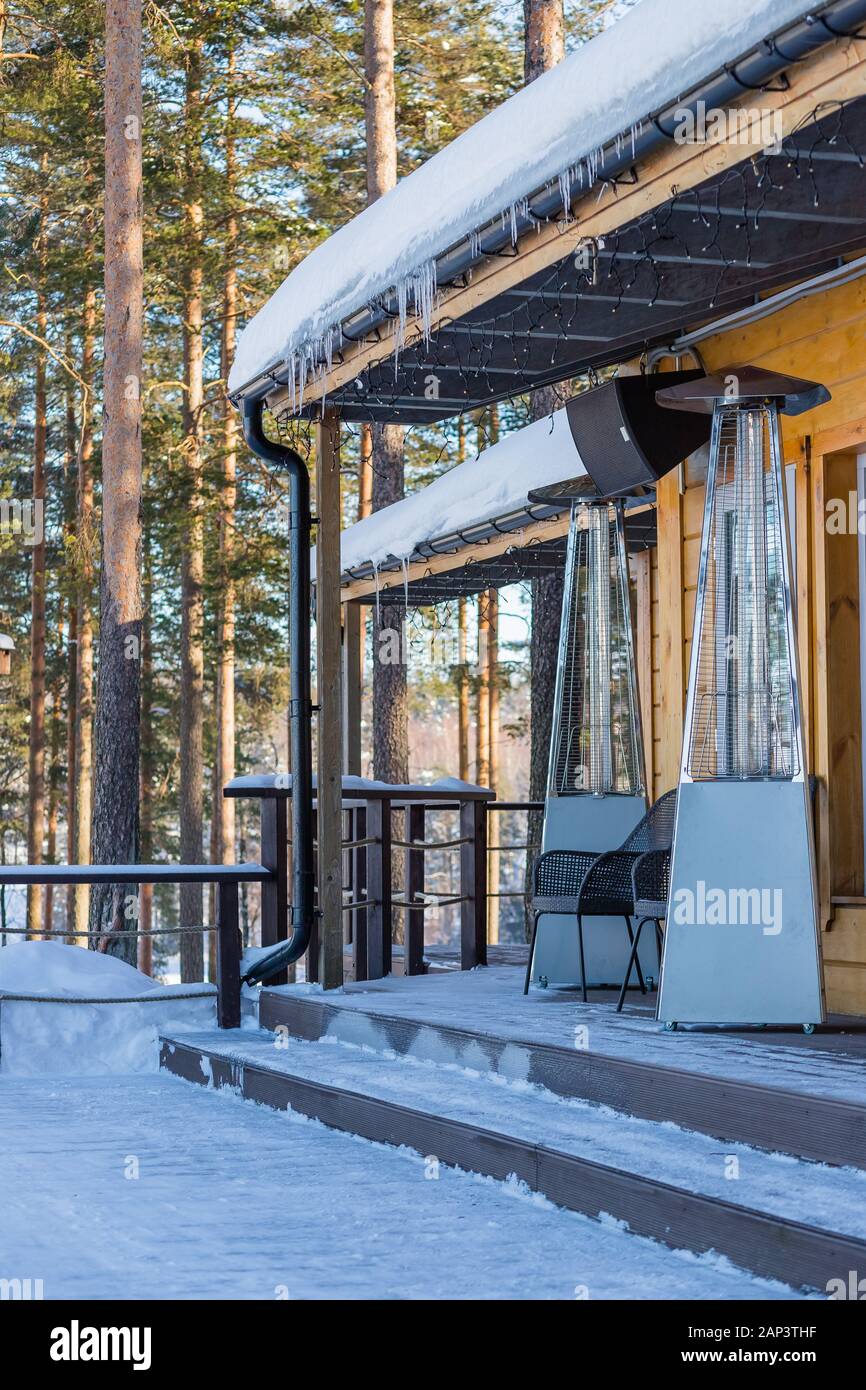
279, 120, 647, 415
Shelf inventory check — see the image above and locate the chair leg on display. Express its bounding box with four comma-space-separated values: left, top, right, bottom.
576, 914, 587, 1003
623, 915, 647, 994
524, 912, 540, 995
617, 916, 647, 1013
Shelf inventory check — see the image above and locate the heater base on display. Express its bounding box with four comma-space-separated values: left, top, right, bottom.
658, 780, 825, 1027
531, 793, 657, 989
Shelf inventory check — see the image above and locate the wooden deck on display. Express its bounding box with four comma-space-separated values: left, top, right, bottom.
160, 959, 866, 1291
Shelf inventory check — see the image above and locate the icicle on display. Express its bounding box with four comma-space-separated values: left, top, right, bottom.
373, 563, 381, 626
402, 555, 410, 609
558, 168, 572, 220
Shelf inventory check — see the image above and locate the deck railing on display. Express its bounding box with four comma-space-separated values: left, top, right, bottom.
335, 796, 543, 981
0, 786, 544, 1032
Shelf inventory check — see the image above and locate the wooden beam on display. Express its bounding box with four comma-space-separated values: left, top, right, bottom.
633, 549, 654, 796
315, 408, 344, 988
655, 470, 685, 794
268, 40, 866, 417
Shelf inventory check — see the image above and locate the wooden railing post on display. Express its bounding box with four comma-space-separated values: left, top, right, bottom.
307, 807, 320, 983
353, 804, 368, 982
216, 879, 241, 1028
365, 795, 392, 979
405, 803, 425, 975
460, 797, 487, 970
259, 793, 288, 986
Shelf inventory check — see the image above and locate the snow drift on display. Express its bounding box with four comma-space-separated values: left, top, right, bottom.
0, 941, 220, 1076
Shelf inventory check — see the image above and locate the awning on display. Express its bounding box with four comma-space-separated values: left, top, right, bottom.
325, 407, 656, 606
229, 0, 847, 405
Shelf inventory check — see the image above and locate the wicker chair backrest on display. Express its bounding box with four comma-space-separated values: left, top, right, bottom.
619, 789, 677, 853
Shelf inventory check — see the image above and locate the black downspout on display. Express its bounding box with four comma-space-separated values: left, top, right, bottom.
240, 395, 315, 980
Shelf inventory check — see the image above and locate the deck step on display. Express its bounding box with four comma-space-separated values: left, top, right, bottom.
160, 1028, 866, 1293
259, 988, 866, 1170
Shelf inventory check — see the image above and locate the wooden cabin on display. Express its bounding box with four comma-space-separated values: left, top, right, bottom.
228, 2, 866, 1014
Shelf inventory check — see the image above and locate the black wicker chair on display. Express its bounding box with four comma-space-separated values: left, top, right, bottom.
526, 789, 677, 1001
616, 848, 671, 1013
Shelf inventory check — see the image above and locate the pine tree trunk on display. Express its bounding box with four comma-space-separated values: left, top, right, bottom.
73, 284, 96, 945
64, 367, 78, 939
27, 169, 48, 939
487, 587, 500, 942
358, 423, 373, 520
365, 0, 397, 199
523, 0, 564, 82
457, 598, 469, 782
179, 35, 205, 981
371, 424, 408, 782
365, 0, 406, 786
89, 0, 143, 961
138, 523, 153, 976
523, 2, 565, 936
216, 43, 237, 872
44, 686, 62, 933
454, 419, 469, 781
476, 593, 490, 787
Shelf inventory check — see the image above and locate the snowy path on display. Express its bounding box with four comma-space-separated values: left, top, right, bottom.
175, 1028, 866, 1242
0, 1075, 804, 1301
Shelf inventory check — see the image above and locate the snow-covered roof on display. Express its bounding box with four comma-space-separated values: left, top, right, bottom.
230, 0, 817, 397
335, 407, 584, 576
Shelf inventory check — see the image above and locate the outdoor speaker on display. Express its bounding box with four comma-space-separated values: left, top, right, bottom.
563, 371, 711, 498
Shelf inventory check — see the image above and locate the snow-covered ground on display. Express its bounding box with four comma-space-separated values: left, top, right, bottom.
0, 942, 833, 1299
0, 1073, 802, 1300
175, 1027, 866, 1244
0, 941, 219, 1075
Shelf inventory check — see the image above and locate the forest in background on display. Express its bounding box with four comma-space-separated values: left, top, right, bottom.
0, 0, 621, 971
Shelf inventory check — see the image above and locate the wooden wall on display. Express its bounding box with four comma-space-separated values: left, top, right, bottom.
645, 272, 866, 1014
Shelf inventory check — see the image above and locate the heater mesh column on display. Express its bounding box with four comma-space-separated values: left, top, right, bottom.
549, 503, 644, 797
686, 403, 797, 782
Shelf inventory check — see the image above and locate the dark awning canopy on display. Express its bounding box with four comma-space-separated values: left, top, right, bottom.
304, 98, 866, 425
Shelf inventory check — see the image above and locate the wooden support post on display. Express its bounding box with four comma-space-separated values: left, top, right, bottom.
460, 798, 487, 970
342, 602, 362, 776
353, 805, 368, 982
656, 470, 685, 793
316, 409, 344, 988
633, 549, 654, 796
365, 796, 392, 979
216, 879, 241, 1029
306, 808, 320, 982
405, 803, 425, 976
259, 795, 288, 985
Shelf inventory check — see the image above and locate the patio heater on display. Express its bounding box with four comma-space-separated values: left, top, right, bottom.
531, 500, 652, 987
655, 367, 828, 1030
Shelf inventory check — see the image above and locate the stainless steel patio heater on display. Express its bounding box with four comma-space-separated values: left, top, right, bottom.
532, 500, 652, 987
655, 367, 828, 1029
